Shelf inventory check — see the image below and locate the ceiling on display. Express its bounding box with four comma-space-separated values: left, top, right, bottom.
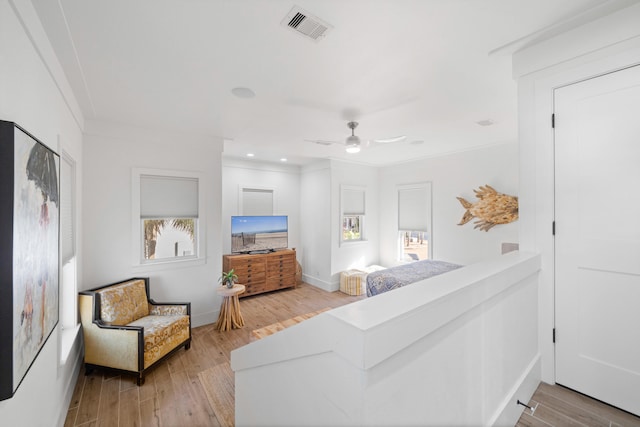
31, 0, 627, 166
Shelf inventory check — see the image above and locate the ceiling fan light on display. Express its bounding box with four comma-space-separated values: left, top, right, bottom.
345, 134, 360, 153
346, 145, 360, 154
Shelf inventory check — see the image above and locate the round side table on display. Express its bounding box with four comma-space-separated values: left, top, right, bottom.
214, 284, 246, 331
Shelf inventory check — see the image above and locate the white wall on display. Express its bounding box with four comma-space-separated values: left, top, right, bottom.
0, 0, 84, 425
233, 252, 541, 426
221, 158, 301, 257
300, 161, 333, 288
378, 143, 519, 267
300, 160, 380, 291
514, 3, 640, 383
82, 120, 223, 327
297, 146, 518, 289
234, 147, 517, 291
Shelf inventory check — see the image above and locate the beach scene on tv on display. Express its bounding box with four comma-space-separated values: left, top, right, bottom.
232, 215, 288, 253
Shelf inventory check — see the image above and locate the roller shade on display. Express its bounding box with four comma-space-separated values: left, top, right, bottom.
343, 188, 365, 215
60, 156, 74, 264
398, 186, 429, 232
242, 188, 273, 215
140, 175, 198, 218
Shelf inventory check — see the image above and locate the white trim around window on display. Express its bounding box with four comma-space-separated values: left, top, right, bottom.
238, 185, 276, 216
340, 185, 367, 245
59, 148, 80, 367
132, 168, 206, 270
397, 182, 433, 260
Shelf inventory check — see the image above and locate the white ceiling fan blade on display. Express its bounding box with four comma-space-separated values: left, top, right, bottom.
372, 135, 407, 144
305, 139, 343, 146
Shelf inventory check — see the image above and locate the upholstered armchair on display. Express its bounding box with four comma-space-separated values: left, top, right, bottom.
79, 277, 191, 385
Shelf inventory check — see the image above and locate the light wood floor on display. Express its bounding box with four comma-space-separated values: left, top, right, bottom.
516, 382, 640, 427
64, 283, 640, 427
64, 283, 365, 426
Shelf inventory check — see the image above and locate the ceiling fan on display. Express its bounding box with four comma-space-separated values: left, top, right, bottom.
307, 121, 407, 154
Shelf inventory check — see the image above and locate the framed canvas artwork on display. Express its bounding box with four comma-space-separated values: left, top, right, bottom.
0, 120, 59, 401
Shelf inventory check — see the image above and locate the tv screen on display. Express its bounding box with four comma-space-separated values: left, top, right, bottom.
231, 215, 288, 254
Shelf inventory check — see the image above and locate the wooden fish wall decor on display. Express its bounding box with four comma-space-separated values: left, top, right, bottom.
457, 185, 518, 232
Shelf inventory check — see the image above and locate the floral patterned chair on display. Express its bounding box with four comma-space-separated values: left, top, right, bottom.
79, 277, 191, 385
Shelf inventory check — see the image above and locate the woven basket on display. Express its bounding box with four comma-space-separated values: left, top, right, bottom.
340, 270, 366, 296
295, 261, 303, 285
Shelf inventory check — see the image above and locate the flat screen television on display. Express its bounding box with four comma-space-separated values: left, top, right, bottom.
231, 215, 288, 254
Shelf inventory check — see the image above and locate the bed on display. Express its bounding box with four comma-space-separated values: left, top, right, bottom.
366, 259, 463, 297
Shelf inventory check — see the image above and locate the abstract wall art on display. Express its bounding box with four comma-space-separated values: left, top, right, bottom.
0, 120, 59, 400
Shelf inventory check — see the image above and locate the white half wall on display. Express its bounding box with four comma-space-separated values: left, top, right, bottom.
378, 143, 519, 267
82, 120, 223, 327
233, 252, 541, 426
0, 0, 84, 425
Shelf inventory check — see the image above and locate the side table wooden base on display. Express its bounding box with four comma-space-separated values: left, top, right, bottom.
215, 284, 245, 331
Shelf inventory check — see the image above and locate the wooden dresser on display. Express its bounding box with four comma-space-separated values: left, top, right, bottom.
222, 249, 297, 297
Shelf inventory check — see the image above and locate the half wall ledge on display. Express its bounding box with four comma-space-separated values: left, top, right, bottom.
232, 251, 542, 427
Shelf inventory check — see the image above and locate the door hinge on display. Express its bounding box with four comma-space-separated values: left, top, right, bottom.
552, 113, 555, 128
553, 328, 556, 343
552, 221, 556, 235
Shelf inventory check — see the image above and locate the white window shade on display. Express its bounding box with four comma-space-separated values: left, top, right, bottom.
398, 186, 430, 232
60, 155, 74, 265
343, 189, 365, 215
242, 188, 273, 215
140, 175, 198, 218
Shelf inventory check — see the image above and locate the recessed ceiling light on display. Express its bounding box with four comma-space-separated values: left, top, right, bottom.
476, 119, 494, 126
280, 158, 288, 162
231, 87, 256, 99
247, 153, 255, 157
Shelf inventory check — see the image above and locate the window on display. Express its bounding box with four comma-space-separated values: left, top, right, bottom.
341, 186, 365, 242
399, 230, 429, 261
133, 169, 204, 265
142, 218, 195, 260
343, 215, 361, 240
241, 187, 274, 215
398, 183, 432, 261
59, 150, 79, 364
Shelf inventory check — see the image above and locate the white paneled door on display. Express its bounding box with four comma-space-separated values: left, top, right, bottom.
555, 65, 640, 416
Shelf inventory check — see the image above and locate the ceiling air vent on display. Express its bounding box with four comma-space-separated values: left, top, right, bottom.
281, 6, 332, 42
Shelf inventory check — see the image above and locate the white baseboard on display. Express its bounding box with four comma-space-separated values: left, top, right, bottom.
56, 338, 83, 427
192, 309, 219, 328
302, 274, 338, 292
489, 354, 541, 427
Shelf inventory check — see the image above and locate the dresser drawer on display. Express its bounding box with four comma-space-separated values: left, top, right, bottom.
224, 249, 297, 297
266, 274, 296, 289
266, 259, 295, 274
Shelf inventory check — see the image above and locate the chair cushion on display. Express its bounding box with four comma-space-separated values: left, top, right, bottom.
97, 279, 150, 325
127, 314, 190, 368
